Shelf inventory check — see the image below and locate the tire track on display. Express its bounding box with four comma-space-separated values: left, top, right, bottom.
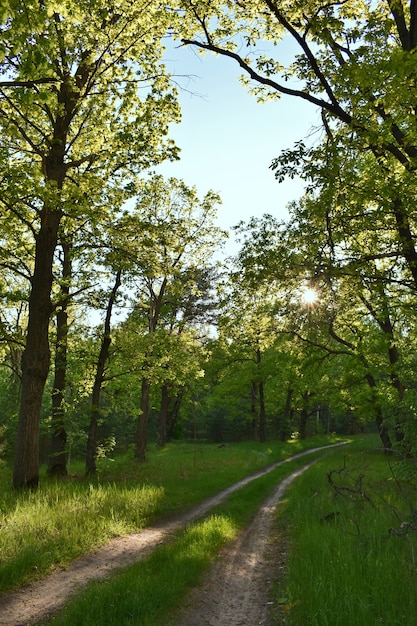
0, 442, 347, 625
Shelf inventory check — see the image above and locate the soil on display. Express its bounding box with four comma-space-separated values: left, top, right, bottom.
0, 443, 347, 626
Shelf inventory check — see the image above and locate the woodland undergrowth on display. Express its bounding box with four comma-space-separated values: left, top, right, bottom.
279, 442, 417, 626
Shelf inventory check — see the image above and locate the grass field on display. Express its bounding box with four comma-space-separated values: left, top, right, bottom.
276, 437, 417, 625
45, 439, 340, 626
3, 434, 415, 625
0, 435, 342, 596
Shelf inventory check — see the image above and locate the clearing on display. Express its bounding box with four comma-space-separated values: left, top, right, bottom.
0, 443, 347, 625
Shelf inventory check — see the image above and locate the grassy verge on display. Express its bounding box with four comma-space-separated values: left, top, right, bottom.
44, 446, 336, 626
0, 435, 343, 595
276, 435, 417, 626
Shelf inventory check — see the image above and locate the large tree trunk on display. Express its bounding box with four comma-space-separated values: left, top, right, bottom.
12, 72, 80, 488
166, 388, 185, 442
13, 210, 61, 488
86, 270, 121, 475
48, 240, 72, 477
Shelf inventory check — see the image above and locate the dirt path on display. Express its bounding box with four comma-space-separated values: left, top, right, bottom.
0, 442, 347, 626
168, 462, 316, 626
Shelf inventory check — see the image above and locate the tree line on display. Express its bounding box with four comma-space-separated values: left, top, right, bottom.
1, 0, 416, 488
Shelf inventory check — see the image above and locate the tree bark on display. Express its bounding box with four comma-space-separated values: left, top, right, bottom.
158, 383, 169, 447
86, 270, 121, 475
13, 210, 60, 488
48, 240, 72, 477
135, 377, 150, 461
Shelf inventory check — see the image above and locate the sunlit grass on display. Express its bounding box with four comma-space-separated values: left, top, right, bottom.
277, 440, 417, 625
0, 483, 163, 591
0, 435, 345, 595
46, 514, 238, 626
45, 448, 335, 626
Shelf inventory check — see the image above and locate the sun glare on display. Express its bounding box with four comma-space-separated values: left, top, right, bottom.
301, 286, 318, 305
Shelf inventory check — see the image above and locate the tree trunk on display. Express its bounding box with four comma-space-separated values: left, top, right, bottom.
86, 270, 121, 475
166, 388, 185, 442
393, 197, 417, 291
250, 381, 258, 441
158, 383, 169, 447
134, 279, 167, 460
135, 377, 150, 461
281, 387, 293, 440
259, 379, 266, 442
13, 210, 60, 488
48, 240, 72, 477
365, 373, 392, 450
12, 73, 79, 488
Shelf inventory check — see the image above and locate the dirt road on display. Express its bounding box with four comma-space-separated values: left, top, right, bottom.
0, 442, 347, 625
169, 462, 316, 626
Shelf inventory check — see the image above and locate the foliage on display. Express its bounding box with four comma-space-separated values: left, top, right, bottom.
176, 0, 417, 451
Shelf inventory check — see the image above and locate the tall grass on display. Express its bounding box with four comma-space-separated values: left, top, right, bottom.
0, 483, 163, 591
278, 438, 417, 625
45, 450, 333, 626
0, 435, 343, 595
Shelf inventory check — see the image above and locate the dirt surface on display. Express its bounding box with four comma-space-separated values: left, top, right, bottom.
0, 443, 347, 626
167, 464, 314, 626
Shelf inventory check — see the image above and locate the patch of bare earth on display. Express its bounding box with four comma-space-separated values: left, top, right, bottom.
0, 444, 346, 626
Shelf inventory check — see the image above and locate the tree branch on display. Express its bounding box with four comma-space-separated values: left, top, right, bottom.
180, 38, 352, 123
0, 78, 58, 88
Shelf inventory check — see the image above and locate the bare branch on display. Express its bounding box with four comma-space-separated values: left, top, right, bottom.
181, 37, 352, 122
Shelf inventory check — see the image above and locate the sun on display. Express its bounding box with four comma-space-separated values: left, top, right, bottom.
300, 286, 318, 305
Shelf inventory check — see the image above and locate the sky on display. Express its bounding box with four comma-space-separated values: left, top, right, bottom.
158, 39, 321, 256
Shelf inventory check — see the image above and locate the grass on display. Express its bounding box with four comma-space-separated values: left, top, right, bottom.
44, 446, 337, 626
276, 435, 417, 626
0, 435, 343, 596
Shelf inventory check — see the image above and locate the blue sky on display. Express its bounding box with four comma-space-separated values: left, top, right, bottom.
159, 40, 321, 254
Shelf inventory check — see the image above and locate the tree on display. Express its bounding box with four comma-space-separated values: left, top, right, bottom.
179, 0, 417, 171
1, 1, 179, 487
113, 175, 225, 460
230, 212, 410, 446
48, 237, 72, 476
85, 270, 121, 476
178, 0, 417, 334
155, 265, 220, 446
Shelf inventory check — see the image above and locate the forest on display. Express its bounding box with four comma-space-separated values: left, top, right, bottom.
1, 0, 417, 490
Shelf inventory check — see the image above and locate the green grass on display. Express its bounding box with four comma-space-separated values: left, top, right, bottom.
44, 447, 336, 626
0, 435, 343, 595
276, 436, 417, 626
